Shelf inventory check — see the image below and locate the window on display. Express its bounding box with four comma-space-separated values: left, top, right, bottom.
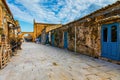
111, 26, 117, 42
103, 28, 108, 42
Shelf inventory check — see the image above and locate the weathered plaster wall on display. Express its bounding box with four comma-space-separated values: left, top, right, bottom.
75, 23, 101, 57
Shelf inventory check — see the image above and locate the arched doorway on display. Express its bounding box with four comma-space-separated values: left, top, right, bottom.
23, 34, 33, 42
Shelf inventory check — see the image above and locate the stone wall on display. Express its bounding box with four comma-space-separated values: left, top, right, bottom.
75, 22, 101, 57
0, 5, 2, 27
34, 23, 45, 41
52, 27, 64, 48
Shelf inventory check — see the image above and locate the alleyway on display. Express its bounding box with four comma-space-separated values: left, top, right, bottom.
0, 43, 120, 80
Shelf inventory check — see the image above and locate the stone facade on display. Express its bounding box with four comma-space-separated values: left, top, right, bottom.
0, 0, 21, 42
49, 1, 120, 59
0, 0, 21, 69
34, 22, 46, 41
0, 5, 2, 28
41, 28, 46, 44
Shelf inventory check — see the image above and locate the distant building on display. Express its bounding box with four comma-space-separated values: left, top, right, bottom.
33, 20, 61, 43
40, 24, 62, 44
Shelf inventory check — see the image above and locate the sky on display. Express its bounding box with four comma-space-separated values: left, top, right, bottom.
6, 0, 117, 32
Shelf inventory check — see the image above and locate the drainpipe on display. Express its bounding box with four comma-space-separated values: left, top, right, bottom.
75, 26, 77, 53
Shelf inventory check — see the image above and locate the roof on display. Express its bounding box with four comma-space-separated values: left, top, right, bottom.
46, 24, 62, 32
2, 0, 13, 16
98, 15, 120, 23
34, 21, 61, 26
22, 32, 34, 33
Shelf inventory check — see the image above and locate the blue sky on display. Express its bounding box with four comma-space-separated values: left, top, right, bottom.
7, 0, 117, 32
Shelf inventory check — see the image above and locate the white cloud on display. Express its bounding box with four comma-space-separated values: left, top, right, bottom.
7, 3, 34, 23
7, 0, 117, 24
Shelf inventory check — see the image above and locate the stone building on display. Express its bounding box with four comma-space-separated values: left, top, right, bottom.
19, 21, 61, 42
0, 0, 21, 68
48, 1, 120, 61
33, 20, 61, 43
0, 0, 21, 42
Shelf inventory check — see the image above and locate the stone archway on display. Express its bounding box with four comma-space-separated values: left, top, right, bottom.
23, 34, 33, 42
18, 32, 34, 42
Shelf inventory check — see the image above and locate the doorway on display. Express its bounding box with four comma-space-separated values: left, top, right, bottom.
51, 34, 54, 46
101, 22, 120, 61
64, 32, 68, 49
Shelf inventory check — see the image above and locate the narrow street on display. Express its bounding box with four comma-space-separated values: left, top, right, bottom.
0, 42, 120, 80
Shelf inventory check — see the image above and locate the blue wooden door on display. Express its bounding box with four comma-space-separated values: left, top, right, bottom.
39, 37, 41, 43
64, 32, 68, 48
101, 23, 120, 61
51, 34, 54, 46
46, 34, 49, 44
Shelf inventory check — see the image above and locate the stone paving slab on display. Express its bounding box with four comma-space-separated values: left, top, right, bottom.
0, 42, 120, 80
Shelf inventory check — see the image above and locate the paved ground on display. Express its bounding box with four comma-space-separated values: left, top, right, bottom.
0, 42, 120, 80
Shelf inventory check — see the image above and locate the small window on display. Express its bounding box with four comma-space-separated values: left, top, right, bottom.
111, 26, 117, 42
103, 28, 108, 42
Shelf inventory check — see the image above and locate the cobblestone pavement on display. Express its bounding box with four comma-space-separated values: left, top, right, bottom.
0, 42, 120, 80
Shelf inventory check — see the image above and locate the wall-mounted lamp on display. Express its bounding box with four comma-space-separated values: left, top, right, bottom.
9, 23, 13, 29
